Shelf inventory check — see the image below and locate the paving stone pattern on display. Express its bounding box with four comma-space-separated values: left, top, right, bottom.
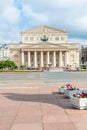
0, 72, 87, 130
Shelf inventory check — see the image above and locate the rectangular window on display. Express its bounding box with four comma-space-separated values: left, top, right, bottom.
24, 37, 28, 41
50, 58, 52, 62
55, 37, 59, 40
14, 55, 18, 58
30, 37, 34, 40
49, 37, 52, 41
37, 37, 39, 40
38, 58, 40, 61
32, 58, 33, 62
61, 36, 65, 40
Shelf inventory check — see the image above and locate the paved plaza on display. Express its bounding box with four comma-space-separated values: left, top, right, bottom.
0, 72, 87, 130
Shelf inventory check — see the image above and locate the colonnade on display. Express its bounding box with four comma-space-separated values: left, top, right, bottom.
21, 51, 69, 68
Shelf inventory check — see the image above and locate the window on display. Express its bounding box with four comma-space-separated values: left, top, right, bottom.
14, 54, 18, 58
37, 37, 38, 40
50, 58, 52, 62
30, 37, 34, 41
55, 37, 59, 40
32, 58, 33, 62
61, 36, 65, 40
24, 37, 28, 41
38, 58, 40, 61
56, 57, 58, 61
49, 37, 52, 41
44, 57, 46, 61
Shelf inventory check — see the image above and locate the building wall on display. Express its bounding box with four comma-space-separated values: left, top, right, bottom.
21, 26, 67, 44
9, 26, 80, 68
10, 49, 21, 67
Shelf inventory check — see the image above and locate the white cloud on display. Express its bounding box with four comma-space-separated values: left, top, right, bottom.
2, 5, 20, 24
0, 0, 21, 43
0, 26, 21, 44
0, 0, 21, 25
22, 0, 87, 9
75, 17, 87, 30
22, 5, 32, 16
22, 4, 48, 25
0, 0, 13, 7
0, 0, 87, 44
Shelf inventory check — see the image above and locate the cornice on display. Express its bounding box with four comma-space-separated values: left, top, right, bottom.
21, 25, 67, 35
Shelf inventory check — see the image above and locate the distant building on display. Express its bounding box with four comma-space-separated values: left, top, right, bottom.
9, 25, 80, 68
81, 45, 87, 64
0, 44, 9, 61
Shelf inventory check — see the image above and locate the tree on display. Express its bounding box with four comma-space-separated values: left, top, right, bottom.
0, 60, 18, 70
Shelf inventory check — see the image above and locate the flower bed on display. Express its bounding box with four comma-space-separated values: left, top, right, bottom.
64, 89, 80, 98
59, 86, 67, 94
70, 92, 87, 109
59, 83, 80, 97
64, 84, 80, 98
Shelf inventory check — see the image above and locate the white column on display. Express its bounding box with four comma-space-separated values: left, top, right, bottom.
41, 51, 43, 67
28, 51, 31, 67
34, 51, 37, 68
65, 51, 69, 66
59, 51, 62, 67
21, 51, 24, 65
76, 51, 79, 66
47, 51, 50, 66
54, 51, 56, 67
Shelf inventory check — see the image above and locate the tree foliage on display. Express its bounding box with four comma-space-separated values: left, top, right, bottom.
0, 60, 18, 70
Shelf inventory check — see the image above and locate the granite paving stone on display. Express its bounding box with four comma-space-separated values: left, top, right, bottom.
0, 72, 87, 130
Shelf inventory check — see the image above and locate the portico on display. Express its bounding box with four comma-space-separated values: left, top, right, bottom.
21, 50, 69, 68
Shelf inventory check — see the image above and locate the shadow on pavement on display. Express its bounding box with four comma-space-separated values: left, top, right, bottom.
2, 92, 73, 109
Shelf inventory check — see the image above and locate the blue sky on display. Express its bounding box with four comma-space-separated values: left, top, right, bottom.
0, 0, 87, 45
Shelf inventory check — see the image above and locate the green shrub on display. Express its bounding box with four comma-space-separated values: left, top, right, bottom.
0, 60, 18, 70
80, 65, 87, 69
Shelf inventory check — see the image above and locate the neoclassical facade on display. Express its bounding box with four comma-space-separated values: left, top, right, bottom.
9, 26, 80, 68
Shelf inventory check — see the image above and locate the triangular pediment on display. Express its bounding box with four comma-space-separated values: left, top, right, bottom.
21, 25, 66, 34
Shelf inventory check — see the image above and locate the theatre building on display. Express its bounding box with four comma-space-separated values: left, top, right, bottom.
9, 26, 80, 69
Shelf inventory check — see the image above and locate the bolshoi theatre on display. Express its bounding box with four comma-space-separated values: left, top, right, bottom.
9, 26, 80, 69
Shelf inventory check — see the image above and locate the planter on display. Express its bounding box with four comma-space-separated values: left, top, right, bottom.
59, 87, 66, 94
82, 90, 87, 93
64, 89, 80, 98
70, 97, 87, 109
